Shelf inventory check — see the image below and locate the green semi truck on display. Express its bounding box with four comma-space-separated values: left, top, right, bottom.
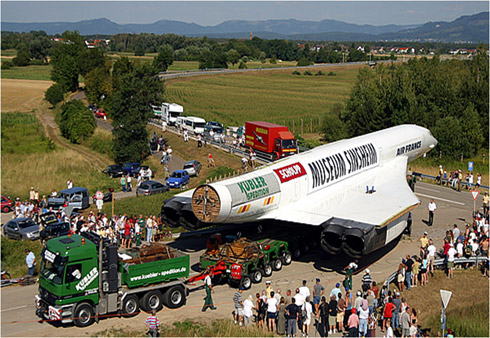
35, 232, 189, 327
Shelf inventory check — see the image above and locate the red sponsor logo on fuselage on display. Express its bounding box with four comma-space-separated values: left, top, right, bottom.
273, 162, 306, 183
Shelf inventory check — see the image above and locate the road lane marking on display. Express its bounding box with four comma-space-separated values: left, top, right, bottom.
415, 193, 465, 206
417, 186, 442, 193
1, 305, 28, 312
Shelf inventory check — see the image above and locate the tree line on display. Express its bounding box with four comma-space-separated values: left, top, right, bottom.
44, 31, 164, 163
323, 44, 489, 159
4, 30, 480, 71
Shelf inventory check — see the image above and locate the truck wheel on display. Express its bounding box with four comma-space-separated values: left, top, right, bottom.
282, 251, 292, 265
240, 275, 252, 290
252, 269, 263, 283
272, 258, 283, 271
122, 295, 140, 317
141, 290, 163, 312
73, 303, 95, 327
163, 286, 186, 309
211, 274, 223, 285
262, 263, 273, 277
293, 248, 301, 259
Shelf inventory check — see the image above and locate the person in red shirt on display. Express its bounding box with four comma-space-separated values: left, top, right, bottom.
347, 308, 359, 337
371, 281, 379, 299
123, 220, 132, 248
383, 297, 394, 332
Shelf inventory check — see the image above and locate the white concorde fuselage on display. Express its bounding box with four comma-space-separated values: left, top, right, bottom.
191, 124, 437, 224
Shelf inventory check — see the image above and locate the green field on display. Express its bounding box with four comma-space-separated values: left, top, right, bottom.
1, 64, 52, 81
1, 112, 119, 200
165, 64, 364, 131
1, 49, 17, 57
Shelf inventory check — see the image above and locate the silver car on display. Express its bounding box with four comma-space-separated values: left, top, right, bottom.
183, 160, 202, 177
136, 180, 170, 196
2, 217, 40, 240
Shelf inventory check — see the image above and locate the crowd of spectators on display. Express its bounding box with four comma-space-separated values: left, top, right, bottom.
231, 276, 389, 338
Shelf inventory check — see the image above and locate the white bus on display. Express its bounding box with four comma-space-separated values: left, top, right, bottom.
162, 103, 183, 126
177, 116, 206, 135
184, 117, 206, 135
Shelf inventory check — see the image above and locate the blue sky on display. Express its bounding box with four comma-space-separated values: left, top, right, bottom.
2, 1, 488, 26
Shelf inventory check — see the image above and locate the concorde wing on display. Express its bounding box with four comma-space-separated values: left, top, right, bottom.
272, 156, 420, 227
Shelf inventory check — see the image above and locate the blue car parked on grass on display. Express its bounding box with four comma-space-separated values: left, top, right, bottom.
166, 170, 190, 189
122, 162, 141, 176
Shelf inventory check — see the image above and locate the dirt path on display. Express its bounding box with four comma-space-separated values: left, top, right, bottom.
35, 108, 109, 171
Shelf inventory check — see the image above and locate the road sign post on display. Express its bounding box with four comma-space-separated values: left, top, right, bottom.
471, 190, 480, 215
440, 289, 452, 337
96, 199, 103, 213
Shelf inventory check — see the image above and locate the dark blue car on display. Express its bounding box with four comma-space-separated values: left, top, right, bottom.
122, 162, 141, 176
166, 170, 190, 189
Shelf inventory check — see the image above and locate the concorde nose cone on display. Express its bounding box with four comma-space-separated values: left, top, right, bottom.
428, 133, 438, 149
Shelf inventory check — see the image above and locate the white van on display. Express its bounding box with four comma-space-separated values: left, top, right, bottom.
184, 117, 206, 135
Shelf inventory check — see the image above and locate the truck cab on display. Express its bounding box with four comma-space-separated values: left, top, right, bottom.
245, 121, 298, 161
36, 232, 189, 327
274, 132, 298, 159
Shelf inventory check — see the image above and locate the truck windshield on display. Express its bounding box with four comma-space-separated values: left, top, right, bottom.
282, 139, 297, 149
194, 122, 205, 129
41, 260, 64, 284
40, 249, 66, 285
170, 112, 181, 118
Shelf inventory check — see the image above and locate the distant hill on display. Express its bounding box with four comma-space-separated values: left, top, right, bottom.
379, 11, 489, 43
2, 12, 488, 43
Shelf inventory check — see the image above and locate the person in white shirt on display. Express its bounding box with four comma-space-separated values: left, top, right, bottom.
294, 288, 305, 307
456, 239, 464, 257
428, 200, 436, 226
299, 280, 310, 299
266, 292, 278, 332
446, 243, 457, 279
386, 318, 394, 338
302, 296, 313, 337
67, 178, 73, 189
452, 225, 460, 243
427, 239, 436, 276
243, 295, 255, 327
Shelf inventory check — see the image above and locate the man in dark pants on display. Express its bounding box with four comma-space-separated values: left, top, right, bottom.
25, 249, 36, 276
202, 271, 217, 311
428, 199, 436, 226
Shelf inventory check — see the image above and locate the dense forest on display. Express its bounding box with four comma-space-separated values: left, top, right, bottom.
323, 45, 489, 159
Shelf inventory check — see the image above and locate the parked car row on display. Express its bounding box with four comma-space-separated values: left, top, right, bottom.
2, 211, 70, 243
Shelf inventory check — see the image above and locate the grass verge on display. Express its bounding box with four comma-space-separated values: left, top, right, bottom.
147, 124, 243, 184
100, 191, 175, 218
1, 112, 119, 200
411, 155, 489, 187
424, 302, 489, 337
0, 237, 44, 278
395, 269, 489, 337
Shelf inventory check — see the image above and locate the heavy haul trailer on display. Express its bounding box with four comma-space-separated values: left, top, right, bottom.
35, 232, 189, 327
245, 121, 297, 161
194, 236, 297, 290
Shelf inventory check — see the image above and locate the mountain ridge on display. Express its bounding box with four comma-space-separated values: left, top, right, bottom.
2, 12, 488, 43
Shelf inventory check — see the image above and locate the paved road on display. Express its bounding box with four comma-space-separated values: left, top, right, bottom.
1, 181, 483, 337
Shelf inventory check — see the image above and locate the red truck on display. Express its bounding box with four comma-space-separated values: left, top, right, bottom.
245, 121, 297, 161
